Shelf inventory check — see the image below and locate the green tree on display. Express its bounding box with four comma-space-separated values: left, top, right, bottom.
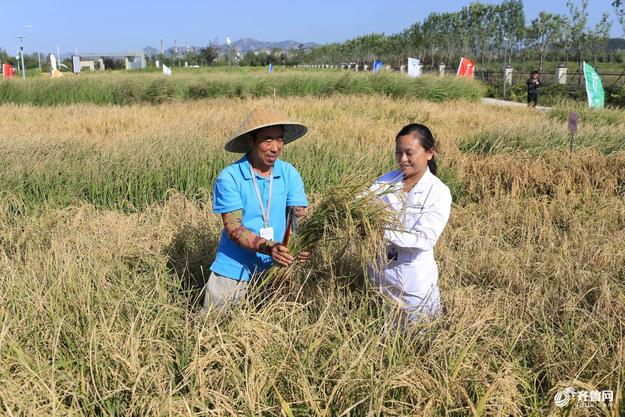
613, 0, 625, 36
459, 2, 497, 67
493, 0, 525, 66
0, 49, 17, 66
198, 46, 219, 66
422, 13, 445, 67
587, 13, 612, 66
527, 12, 565, 70
402, 22, 423, 60
566, 0, 589, 76
240, 51, 257, 66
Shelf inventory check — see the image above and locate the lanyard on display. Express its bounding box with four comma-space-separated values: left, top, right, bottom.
250, 163, 273, 228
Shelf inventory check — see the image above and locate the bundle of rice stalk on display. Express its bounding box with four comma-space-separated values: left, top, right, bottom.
255, 173, 395, 295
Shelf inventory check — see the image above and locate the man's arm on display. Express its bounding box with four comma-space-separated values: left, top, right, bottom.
221, 210, 275, 255
221, 210, 297, 266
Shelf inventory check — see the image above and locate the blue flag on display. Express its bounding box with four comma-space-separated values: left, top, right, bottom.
268, 63, 273, 73
373, 60, 383, 73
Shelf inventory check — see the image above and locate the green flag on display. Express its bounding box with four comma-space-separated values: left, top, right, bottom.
583, 62, 605, 109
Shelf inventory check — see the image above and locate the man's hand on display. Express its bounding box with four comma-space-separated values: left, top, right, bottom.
271, 244, 295, 266
297, 250, 312, 262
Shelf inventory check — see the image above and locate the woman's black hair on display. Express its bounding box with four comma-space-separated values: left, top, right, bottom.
396, 123, 438, 176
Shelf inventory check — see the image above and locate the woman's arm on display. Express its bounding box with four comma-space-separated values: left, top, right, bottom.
384, 186, 452, 252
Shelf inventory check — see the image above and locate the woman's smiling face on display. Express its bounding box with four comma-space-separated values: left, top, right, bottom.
395, 133, 434, 181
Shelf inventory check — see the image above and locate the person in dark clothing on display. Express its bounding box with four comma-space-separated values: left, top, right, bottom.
527, 71, 540, 107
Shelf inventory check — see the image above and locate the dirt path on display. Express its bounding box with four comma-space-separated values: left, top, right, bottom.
481, 97, 551, 111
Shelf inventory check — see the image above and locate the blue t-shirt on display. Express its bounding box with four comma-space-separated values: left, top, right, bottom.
210, 155, 308, 281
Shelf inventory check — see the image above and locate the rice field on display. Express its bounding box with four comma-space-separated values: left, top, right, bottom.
0, 86, 624, 415
0, 71, 485, 106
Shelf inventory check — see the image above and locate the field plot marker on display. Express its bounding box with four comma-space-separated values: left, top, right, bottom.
568, 111, 579, 159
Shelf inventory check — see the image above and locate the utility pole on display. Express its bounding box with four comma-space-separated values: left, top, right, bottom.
160, 39, 164, 66
17, 35, 26, 79
174, 40, 179, 68
226, 36, 232, 72
502, 37, 508, 100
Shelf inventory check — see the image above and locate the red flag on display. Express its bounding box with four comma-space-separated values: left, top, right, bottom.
456, 57, 475, 78
2, 64, 14, 80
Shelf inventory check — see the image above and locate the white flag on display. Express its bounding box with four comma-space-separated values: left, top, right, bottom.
408, 58, 421, 78
50, 54, 58, 71
163, 64, 171, 76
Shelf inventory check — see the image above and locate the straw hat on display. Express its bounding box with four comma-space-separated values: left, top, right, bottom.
225, 107, 308, 153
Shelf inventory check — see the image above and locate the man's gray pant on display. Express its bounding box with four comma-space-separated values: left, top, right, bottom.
202, 271, 249, 311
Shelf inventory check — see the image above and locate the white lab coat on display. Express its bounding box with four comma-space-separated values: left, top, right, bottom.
370, 168, 452, 318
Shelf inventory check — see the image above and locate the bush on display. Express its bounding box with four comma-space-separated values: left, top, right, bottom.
486, 82, 591, 107
607, 84, 625, 107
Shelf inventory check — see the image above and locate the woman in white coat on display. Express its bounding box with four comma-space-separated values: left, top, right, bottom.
370, 123, 452, 321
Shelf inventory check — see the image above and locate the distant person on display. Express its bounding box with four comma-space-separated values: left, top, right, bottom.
203, 107, 311, 311
369, 124, 452, 322
527, 70, 541, 107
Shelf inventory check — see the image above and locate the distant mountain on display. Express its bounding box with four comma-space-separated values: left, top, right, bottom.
231, 38, 318, 52
143, 46, 159, 57
142, 38, 318, 57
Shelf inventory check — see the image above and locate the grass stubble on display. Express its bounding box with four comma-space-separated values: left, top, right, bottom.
0, 94, 624, 416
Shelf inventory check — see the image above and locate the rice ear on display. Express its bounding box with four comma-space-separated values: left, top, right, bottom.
255, 172, 396, 295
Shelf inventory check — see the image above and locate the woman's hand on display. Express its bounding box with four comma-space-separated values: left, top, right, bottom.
271, 244, 295, 266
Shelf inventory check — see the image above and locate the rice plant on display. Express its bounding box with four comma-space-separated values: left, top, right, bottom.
0, 94, 624, 415
0, 71, 486, 106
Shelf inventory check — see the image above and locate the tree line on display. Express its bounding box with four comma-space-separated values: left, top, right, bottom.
297, 0, 625, 72
2, 0, 624, 73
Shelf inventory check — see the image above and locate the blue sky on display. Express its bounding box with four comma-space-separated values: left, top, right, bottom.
1, 0, 622, 54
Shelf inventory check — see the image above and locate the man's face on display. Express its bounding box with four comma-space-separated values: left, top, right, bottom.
248, 125, 285, 168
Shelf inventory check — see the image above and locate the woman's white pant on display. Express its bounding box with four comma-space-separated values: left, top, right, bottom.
370, 265, 441, 321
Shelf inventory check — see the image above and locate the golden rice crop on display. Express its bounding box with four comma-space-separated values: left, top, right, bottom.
0, 94, 623, 416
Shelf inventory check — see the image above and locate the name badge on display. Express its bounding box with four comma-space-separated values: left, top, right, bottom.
259, 227, 274, 241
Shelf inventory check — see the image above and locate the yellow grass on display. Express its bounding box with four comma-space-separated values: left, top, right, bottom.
0, 96, 624, 415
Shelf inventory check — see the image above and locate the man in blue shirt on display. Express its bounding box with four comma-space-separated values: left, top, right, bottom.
203, 107, 310, 311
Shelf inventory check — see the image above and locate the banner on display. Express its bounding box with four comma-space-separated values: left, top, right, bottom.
2, 64, 13, 80
50, 54, 58, 71
456, 57, 475, 78
583, 61, 605, 109
162, 64, 171, 76
72, 56, 81, 74
373, 60, 383, 73
268, 63, 273, 73
407, 58, 421, 78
